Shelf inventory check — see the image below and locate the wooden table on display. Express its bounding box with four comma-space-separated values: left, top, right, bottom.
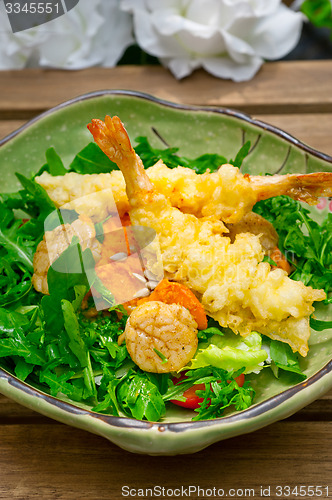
0, 61, 331, 500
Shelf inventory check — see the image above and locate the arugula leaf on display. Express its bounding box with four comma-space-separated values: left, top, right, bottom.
0, 204, 34, 272
69, 143, 118, 174
62, 299, 97, 399
14, 357, 35, 381
310, 317, 332, 331
45, 147, 67, 176
47, 239, 90, 302
153, 348, 168, 364
119, 372, 166, 421
0, 308, 30, 337
264, 337, 307, 381
230, 141, 251, 168
164, 366, 255, 420
39, 369, 77, 398
133, 136, 248, 174
134, 136, 185, 169
15, 173, 55, 220
270, 341, 306, 380
0, 333, 46, 365
0, 259, 32, 307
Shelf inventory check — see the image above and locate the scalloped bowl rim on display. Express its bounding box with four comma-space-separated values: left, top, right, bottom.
0, 90, 331, 454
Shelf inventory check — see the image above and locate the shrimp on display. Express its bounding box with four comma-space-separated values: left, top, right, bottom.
226, 212, 278, 253
88, 116, 326, 356
32, 214, 101, 294
36, 158, 332, 225
124, 301, 198, 373
226, 212, 291, 273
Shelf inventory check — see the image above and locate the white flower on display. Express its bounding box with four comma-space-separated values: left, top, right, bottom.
120, 0, 304, 81
0, 0, 133, 69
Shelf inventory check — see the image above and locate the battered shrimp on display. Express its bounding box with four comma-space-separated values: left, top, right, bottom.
124, 301, 198, 373
87, 116, 325, 356
32, 214, 101, 294
226, 212, 278, 253
36, 158, 332, 224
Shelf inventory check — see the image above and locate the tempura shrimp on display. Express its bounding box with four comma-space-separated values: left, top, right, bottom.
124, 301, 198, 373
32, 214, 101, 294
87, 116, 325, 356
36, 157, 332, 225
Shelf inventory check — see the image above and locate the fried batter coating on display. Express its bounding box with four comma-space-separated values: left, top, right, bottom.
124, 301, 198, 373
87, 116, 326, 357
36, 158, 332, 224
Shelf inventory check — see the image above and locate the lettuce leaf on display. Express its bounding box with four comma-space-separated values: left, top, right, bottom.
189, 331, 268, 374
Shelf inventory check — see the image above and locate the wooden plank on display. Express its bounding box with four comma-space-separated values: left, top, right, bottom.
1, 390, 331, 423
0, 120, 25, 140
0, 394, 49, 422
0, 61, 332, 119
0, 421, 330, 500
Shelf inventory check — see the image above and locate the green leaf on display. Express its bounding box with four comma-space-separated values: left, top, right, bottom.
134, 136, 229, 173
125, 374, 165, 421
47, 240, 91, 302
14, 358, 34, 381
301, 0, 332, 31
189, 153, 228, 174
0, 308, 30, 337
262, 255, 277, 266
15, 173, 55, 219
39, 369, 76, 397
269, 340, 306, 380
41, 295, 63, 336
153, 348, 168, 364
62, 299, 87, 367
310, 317, 332, 331
69, 143, 118, 174
189, 331, 267, 374
45, 147, 67, 176
0, 335, 46, 365
230, 141, 251, 168
62, 299, 97, 398
0, 213, 34, 272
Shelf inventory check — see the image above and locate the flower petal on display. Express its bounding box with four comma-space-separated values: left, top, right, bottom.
202, 54, 263, 81
248, 7, 304, 59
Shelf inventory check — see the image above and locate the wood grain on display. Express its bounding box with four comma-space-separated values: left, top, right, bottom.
0, 120, 26, 140
0, 422, 330, 500
1, 62, 332, 119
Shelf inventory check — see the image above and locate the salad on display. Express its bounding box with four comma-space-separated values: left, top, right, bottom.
0, 116, 331, 422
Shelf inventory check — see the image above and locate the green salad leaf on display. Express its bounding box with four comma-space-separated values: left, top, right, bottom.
164, 366, 255, 420
45, 147, 67, 176
189, 331, 268, 374
134, 136, 250, 173
262, 336, 307, 381
69, 143, 118, 174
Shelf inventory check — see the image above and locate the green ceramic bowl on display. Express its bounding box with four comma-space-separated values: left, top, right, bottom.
0, 91, 331, 455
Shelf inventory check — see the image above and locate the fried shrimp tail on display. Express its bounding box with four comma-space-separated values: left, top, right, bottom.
250, 171, 332, 205
87, 116, 155, 204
